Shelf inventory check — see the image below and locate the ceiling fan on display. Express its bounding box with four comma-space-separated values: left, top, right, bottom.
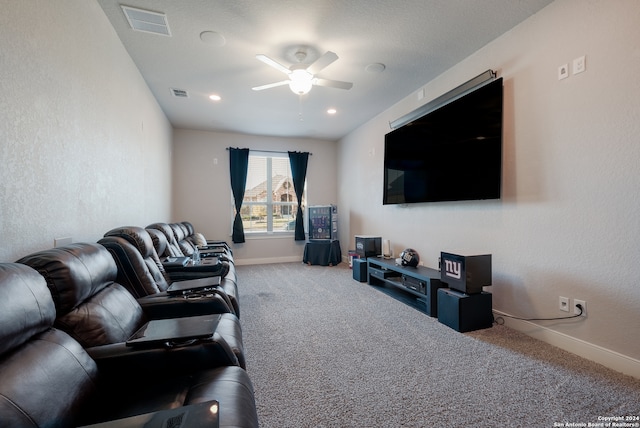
251, 50, 353, 95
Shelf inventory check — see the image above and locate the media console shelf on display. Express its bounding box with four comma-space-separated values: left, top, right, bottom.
367, 257, 445, 317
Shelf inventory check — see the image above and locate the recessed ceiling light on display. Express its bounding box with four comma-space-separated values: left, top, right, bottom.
209, 94, 221, 101
200, 31, 226, 47
365, 63, 386, 74
327, 108, 337, 115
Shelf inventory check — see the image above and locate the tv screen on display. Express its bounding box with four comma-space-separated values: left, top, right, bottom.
383, 78, 503, 205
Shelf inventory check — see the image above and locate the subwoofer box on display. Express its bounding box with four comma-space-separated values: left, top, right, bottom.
437, 288, 493, 332
352, 258, 368, 282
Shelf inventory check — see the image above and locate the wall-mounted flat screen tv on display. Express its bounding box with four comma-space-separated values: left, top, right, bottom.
383, 77, 503, 205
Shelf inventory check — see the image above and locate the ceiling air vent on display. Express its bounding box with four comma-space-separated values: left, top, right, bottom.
121, 5, 171, 36
171, 88, 189, 98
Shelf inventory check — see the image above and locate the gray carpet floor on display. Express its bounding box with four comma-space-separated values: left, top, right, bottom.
236, 262, 640, 427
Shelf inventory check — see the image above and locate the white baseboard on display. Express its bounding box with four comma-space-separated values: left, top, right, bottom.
235, 256, 302, 266
494, 309, 640, 380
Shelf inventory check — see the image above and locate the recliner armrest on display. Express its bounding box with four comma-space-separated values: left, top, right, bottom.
164, 261, 230, 280
136, 291, 234, 319
86, 331, 239, 377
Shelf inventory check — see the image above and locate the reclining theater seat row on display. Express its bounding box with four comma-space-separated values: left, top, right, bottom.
148, 222, 234, 264
147, 222, 186, 257
15, 242, 247, 369
146, 222, 235, 279
98, 226, 236, 318
181, 221, 234, 256
103, 225, 240, 316
0, 262, 258, 427
169, 222, 234, 265
146, 226, 238, 290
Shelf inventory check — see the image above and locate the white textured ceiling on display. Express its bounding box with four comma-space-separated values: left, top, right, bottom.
96, 0, 553, 140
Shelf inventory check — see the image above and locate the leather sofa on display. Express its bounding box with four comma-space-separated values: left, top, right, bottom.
181, 221, 234, 257
98, 226, 236, 318
104, 226, 240, 316
16, 242, 246, 369
147, 222, 196, 259
149, 221, 234, 264
147, 222, 233, 280
0, 262, 258, 427
169, 222, 234, 263
146, 225, 238, 289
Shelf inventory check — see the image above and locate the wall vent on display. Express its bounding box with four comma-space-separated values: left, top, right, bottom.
121, 6, 171, 36
171, 88, 189, 98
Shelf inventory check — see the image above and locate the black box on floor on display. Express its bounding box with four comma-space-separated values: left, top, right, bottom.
352, 258, 368, 282
437, 288, 493, 332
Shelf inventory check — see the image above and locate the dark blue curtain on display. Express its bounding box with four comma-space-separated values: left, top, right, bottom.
288, 151, 309, 241
229, 148, 249, 243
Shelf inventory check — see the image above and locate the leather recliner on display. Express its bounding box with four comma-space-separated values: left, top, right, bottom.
147, 222, 191, 258
182, 220, 234, 257
147, 221, 234, 281
98, 226, 236, 318
170, 222, 234, 263
170, 222, 201, 256
0, 262, 259, 427
16, 242, 245, 369
147, 226, 239, 302
150, 221, 233, 264
106, 226, 239, 316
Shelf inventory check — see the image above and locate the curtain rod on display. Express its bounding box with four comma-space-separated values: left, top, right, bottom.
226, 148, 312, 155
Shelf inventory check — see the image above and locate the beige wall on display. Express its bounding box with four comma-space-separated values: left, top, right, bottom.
0, 1, 173, 262
171, 129, 338, 264
337, 0, 640, 376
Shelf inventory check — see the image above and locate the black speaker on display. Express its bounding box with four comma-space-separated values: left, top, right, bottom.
437, 288, 493, 332
352, 258, 368, 282
355, 236, 381, 258
440, 252, 492, 294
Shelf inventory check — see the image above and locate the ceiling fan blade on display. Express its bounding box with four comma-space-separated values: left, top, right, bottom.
256, 54, 291, 75
251, 80, 290, 91
306, 51, 339, 75
314, 78, 353, 90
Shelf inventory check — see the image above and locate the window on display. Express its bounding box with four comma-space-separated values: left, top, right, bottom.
239, 152, 305, 234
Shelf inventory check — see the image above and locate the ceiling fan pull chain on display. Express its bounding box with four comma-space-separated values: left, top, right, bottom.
298, 95, 304, 121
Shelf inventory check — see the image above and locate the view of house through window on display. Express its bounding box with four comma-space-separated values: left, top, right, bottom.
240, 153, 305, 234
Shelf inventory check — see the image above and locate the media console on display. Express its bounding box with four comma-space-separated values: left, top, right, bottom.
366, 256, 494, 331
367, 257, 445, 317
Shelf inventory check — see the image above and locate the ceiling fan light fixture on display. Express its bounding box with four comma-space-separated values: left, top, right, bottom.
289, 69, 313, 95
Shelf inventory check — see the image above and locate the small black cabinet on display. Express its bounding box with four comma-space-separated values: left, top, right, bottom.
437, 288, 493, 332
367, 257, 445, 317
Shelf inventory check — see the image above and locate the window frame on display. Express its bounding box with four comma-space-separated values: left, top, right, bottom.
233, 151, 306, 238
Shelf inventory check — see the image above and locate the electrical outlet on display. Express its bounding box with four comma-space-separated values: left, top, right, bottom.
574, 299, 587, 316
559, 296, 570, 312
54, 237, 72, 247
573, 55, 586, 74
